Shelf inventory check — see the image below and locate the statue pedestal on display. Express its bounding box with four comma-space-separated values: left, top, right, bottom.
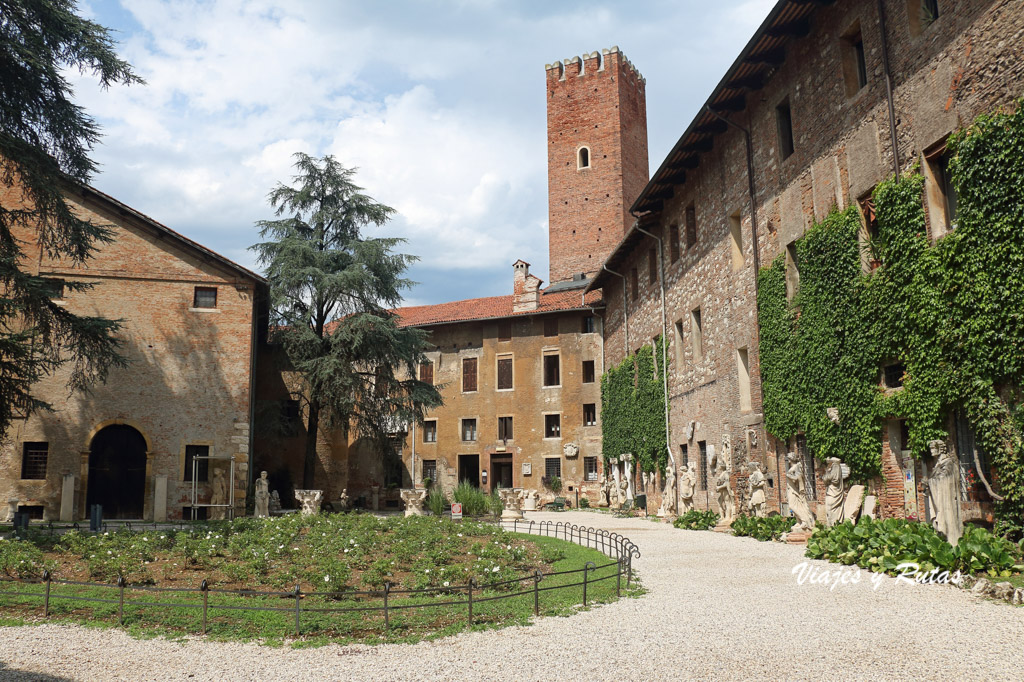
400, 488, 427, 517
294, 490, 323, 516
713, 521, 733, 533
783, 530, 812, 545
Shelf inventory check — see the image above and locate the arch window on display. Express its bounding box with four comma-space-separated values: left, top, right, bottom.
577, 146, 591, 169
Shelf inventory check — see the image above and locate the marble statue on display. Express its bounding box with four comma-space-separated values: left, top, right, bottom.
657, 466, 677, 517
337, 489, 351, 511
597, 476, 610, 508
210, 467, 228, 520
842, 484, 865, 523
680, 464, 697, 513
827, 407, 840, 425
785, 452, 815, 532
747, 462, 767, 517
618, 478, 629, 509
823, 457, 846, 527
924, 440, 963, 545
721, 433, 732, 465
269, 490, 282, 514
685, 420, 696, 441
400, 488, 429, 517
746, 428, 757, 449
254, 471, 270, 518
498, 488, 524, 521
294, 489, 323, 516
714, 460, 735, 522
2, 498, 17, 523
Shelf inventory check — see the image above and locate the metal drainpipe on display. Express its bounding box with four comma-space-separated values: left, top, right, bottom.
411, 419, 417, 487
633, 223, 677, 515
601, 264, 629, 358
876, 0, 901, 176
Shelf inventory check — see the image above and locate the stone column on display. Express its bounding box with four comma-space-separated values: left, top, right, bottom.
370, 485, 380, 511
59, 474, 77, 522
153, 475, 168, 523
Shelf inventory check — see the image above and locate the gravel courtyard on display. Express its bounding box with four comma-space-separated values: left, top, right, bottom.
2, 510, 1022, 681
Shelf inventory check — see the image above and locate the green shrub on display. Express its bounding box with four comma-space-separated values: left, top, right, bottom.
0, 538, 53, 579
453, 482, 490, 517
427, 488, 448, 516
546, 476, 563, 494
806, 517, 1023, 577
731, 514, 797, 541
579, 496, 591, 509
673, 510, 719, 531
488, 490, 504, 515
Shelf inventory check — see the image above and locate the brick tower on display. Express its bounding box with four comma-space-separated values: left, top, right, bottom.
546, 47, 649, 285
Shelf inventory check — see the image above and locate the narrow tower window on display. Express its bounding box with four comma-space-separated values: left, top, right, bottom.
577, 147, 590, 169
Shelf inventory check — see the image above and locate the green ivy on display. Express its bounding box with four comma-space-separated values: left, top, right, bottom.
600, 339, 668, 474
758, 102, 1024, 537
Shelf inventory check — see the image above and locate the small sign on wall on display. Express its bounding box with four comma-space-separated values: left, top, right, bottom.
522, 462, 532, 476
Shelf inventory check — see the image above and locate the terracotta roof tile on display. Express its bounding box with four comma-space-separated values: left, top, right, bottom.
393, 288, 603, 328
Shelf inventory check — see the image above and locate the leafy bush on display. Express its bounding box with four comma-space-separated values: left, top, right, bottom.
488, 490, 504, 515
546, 476, 563, 494
806, 517, 1023, 577
0, 538, 53, 579
427, 488, 448, 516
731, 514, 797, 541
673, 510, 719, 531
452, 482, 490, 517
579, 496, 591, 509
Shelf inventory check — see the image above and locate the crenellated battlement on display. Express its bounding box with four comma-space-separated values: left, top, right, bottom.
545, 46, 645, 84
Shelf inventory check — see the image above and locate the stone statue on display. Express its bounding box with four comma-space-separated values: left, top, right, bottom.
618, 478, 629, 509
337, 489, 351, 511
657, 466, 677, 517
210, 467, 228, 520
747, 428, 757, 449
400, 488, 429, 517
269, 490, 282, 514
924, 440, 963, 545
823, 457, 846, 526
521, 489, 540, 511
563, 442, 580, 459
597, 476, 610, 508
785, 452, 815, 532
680, 464, 696, 513
294, 489, 323, 516
1, 498, 17, 523
747, 462, 767, 517
714, 460, 735, 522
685, 420, 696, 441
827, 407, 840, 425
721, 433, 732, 465
254, 471, 270, 518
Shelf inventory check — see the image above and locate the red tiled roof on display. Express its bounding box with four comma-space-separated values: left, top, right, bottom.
393, 288, 603, 328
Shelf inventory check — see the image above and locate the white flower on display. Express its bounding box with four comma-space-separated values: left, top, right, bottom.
324, 575, 330, 582
344, 548, 349, 553
424, 569, 430, 574
443, 581, 450, 587
492, 567, 499, 573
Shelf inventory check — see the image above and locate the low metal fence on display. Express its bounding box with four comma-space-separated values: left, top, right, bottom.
0, 519, 640, 638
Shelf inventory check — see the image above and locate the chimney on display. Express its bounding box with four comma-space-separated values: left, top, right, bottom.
513, 259, 542, 312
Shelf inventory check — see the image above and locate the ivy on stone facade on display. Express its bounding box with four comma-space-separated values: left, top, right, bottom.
600, 339, 668, 474
757, 102, 1024, 537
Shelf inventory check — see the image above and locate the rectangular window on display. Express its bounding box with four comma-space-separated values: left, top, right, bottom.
422, 459, 437, 483
583, 403, 597, 426
669, 224, 680, 262
785, 242, 800, 300
497, 320, 512, 342
924, 145, 958, 236
681, 444, 689, 469
498, 416, 514, 441
545, 457, 562, 479
544, 414, 561, 439
729, 212, 743, 272
543, 354, 560, 387
423, 420, 437, 443
909, 0, 940, 36
737, 347, 752, 412
21, 442, 48, 480
883, 362, 906, 389
690, 308, 703, 363
842, 24, 868, 96
582, 360, 596, 383
184, 444, 210, 482
462, 357, 478, 392
543, 317, 559, 337
497, 356, 513, 390
419, 361, 433, 385
193, 286, 217, 309
581, 315, 596, 334
584, 456, 599, 482
461, 418, 477, 442
698, 440, 708, 491
776, 97, 794, 159
648, 247, 658, 285
674, 319, 685, 367
629, 267, 639, 300
43, 278, 65, 300
685, 205, 697, 248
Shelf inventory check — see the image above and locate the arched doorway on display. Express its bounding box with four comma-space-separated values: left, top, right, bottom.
86, 424, 147, 519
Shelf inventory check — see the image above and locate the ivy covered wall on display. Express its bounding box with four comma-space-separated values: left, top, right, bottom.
757, 103, 1024, 537
600, 339, 668, 475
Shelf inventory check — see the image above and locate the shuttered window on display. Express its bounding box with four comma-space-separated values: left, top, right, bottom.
419, 362, 433, 385
543, 317, 558, 337
497, 356, 513, 390
497, 320, 512, 341
462, 357, 477, 392
498, 416, 514, 441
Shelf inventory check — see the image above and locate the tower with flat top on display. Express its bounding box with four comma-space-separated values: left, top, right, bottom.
546, 47, 649, 285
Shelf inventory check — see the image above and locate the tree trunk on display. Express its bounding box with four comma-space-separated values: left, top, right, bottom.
303, 399, 321, 489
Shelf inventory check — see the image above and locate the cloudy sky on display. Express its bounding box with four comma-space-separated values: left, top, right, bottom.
75, 0, 775, 306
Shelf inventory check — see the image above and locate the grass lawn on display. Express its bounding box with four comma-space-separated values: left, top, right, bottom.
0, 515, 640, 645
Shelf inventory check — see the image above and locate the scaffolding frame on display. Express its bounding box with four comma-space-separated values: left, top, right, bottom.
189, 454, 236, 521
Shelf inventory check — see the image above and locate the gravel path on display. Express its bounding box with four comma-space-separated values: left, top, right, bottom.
2, 511, 1023, 681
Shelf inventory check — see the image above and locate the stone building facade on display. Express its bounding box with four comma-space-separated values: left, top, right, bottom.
0, 181, 265, 521
589, 0, 1022, 520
